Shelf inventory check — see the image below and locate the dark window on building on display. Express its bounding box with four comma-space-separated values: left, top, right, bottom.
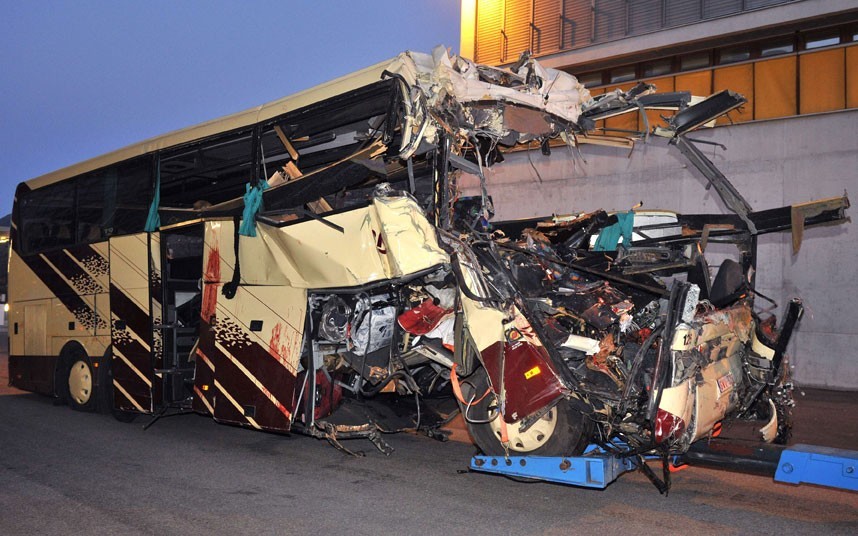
804, 29, 841, 50
610, 65, 636, 83
760, 37, 795, 57
718, 45, 751, 65
576, 71, 604, 88
680, 51, 710, 71
642, 58, 673, 77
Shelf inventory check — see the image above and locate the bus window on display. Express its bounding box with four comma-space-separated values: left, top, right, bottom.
159, 130, 254, 214
73, 156, 152, 243
20, 180, 75, 253
112, 157, 152, 236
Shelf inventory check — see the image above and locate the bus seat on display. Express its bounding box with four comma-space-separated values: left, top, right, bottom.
709, 259, 745, 308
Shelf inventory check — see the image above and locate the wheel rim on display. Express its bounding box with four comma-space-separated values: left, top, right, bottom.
488, 403, 558, 452
68, 360, 93, 405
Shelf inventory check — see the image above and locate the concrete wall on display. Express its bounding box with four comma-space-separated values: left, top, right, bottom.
459, 109, 858, 389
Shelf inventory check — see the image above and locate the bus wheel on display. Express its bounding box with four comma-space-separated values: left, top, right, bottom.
459, 367, 591, 457
63, 350, 97, 412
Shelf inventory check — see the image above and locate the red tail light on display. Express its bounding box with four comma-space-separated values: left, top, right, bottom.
654, 409, 686, 443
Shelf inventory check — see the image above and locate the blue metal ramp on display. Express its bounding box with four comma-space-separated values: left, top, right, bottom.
471, 442, 858, 492
470, 450, 637, 489
775, 444, 858, 492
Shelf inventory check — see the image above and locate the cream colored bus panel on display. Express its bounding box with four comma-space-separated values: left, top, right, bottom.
8, 251, 51, 302
372, 195, 448, 278
207, 197, 447, 290
23, 303, 47, 355
210, 284, 306, 376
692, 356, 744, 442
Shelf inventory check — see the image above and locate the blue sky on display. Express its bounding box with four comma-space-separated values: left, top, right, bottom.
0, 1, 461, 216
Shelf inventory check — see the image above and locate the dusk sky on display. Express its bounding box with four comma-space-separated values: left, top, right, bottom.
0, 1, 461, 217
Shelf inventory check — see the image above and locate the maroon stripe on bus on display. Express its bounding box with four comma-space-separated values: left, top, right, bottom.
199, 321, 293, 431
109, 283, 151, 344
43, 250, 105, 295
18, 253, 99, 329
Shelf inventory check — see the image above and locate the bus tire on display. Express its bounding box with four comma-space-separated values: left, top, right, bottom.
60, 346, 97, 412
460, 366, 591, 457
97, 350, 138, 423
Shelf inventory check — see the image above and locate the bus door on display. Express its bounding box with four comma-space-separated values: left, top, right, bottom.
156, 224, 204, 408
109, 232, 158, 413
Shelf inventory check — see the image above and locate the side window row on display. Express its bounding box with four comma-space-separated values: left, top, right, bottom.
20, 157, 152, 254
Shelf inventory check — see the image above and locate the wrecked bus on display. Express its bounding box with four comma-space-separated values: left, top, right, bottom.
7, 49, 849, 476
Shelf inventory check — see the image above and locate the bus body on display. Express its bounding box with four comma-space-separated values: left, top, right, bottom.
7, 48, 849, 469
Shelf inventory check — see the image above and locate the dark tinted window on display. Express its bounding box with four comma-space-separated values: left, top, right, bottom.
642, 58, 672, 77
680, 51, 710, 71
610, 65, 636, 83
577, 72, 604, 88
21, 180, 75, 253
76, 156, 152, 241
113, 157, 152, 235
718, 45, 751, 64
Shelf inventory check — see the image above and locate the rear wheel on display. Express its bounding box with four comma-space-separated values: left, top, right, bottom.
459, 367, 591, 456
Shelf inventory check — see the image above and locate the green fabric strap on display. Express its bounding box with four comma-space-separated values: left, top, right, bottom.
238, 180, 269, 237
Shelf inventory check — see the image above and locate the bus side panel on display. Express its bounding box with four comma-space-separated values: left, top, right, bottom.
108, 233, 155, 413
194, 221, 304, 431
7, 243, 111, 394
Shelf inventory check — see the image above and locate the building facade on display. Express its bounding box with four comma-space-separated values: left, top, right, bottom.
459, 0, 858, 388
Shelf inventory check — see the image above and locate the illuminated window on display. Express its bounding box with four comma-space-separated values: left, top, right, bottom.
805, 29, 840, 50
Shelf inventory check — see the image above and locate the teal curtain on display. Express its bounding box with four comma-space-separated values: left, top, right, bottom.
593, 211, 635, 252
144, 165, 161, 232
238, 181, 269, 237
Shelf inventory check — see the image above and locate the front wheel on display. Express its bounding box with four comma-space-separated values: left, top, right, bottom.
62, 350, 96, 412
459, 367, 591, 456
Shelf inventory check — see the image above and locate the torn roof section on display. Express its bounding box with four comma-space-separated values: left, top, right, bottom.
382, 48, 591, 159
386, 47, 590, 125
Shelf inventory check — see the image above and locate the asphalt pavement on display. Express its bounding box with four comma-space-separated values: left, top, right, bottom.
1, 346, 856, 535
